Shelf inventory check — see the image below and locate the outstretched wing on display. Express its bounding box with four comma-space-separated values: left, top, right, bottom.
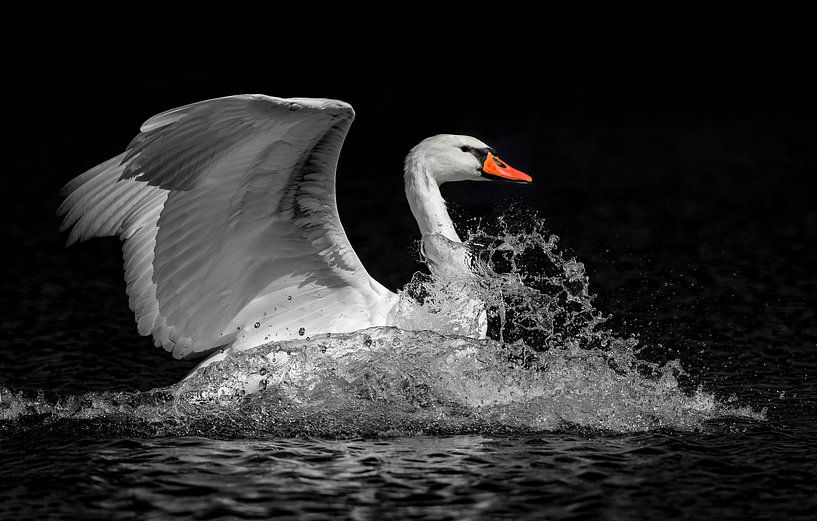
59, 95, 395, 359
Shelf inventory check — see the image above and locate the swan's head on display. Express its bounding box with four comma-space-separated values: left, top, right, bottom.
408, 134, 532, 185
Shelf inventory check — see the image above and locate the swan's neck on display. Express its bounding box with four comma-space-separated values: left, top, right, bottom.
404, 153, 461, 243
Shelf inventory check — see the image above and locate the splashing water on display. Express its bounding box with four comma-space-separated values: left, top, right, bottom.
397, 213, 613, 351
0, 213, 764, 438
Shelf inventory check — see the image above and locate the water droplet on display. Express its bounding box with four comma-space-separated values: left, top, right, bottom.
254, 322, 261, 328
287, 296, 292, 301
298, 327, 305, 336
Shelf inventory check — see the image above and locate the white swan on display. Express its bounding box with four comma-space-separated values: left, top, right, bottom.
58, 95, 531, 368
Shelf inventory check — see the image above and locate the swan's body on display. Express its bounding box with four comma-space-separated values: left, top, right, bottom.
58, 95, 531, 367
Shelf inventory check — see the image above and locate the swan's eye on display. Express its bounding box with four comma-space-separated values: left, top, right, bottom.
461, 145, 489, 164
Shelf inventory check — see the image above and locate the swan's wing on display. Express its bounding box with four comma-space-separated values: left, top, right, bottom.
58, 95, 395, 359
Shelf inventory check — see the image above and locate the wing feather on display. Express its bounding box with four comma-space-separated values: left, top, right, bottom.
59, 95, 396, 359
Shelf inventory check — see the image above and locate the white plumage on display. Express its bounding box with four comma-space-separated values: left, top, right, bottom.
58, 95, 531, 365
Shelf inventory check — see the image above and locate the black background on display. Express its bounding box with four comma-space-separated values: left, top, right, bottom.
1, 13, 815, 391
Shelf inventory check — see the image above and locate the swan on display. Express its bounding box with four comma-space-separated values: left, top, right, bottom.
58, 95, 532, 370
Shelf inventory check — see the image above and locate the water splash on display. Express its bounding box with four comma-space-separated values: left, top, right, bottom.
396, 213, 613, 351
0, 213, 765, 438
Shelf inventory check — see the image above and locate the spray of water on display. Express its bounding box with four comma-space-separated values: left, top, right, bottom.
0, 212, 765, 438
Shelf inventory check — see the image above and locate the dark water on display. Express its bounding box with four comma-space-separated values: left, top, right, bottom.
2, 25, 817, 520
2, 428, 814, 520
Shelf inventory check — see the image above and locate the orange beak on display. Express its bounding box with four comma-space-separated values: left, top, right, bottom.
482, 152, 532, 183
